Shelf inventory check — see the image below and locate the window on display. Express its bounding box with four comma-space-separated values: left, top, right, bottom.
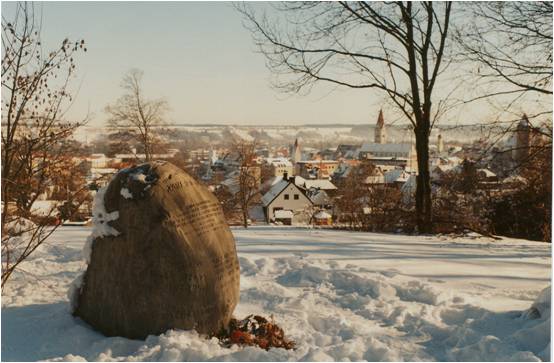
284, 194, 289, 200
294, 194, 299, 200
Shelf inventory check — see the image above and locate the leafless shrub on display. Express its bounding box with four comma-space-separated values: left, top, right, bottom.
1, 2, 88, 288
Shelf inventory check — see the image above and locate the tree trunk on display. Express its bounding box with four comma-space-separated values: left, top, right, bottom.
144, 131, 151, 162
242, 207, 248, 229
415, 127, 432, 233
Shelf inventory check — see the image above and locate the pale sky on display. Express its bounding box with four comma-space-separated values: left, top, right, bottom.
1, 2, 549, 127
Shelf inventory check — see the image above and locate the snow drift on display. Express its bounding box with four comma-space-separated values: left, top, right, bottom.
1, 226, 551, 361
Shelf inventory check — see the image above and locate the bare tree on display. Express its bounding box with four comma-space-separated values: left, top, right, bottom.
432, 159, 495, 237
364, 185, 406, 233
489, 135, 551, 242
105, 69, 169, 161
1, 2, 87, 288
213, 184, 240, 224
456, 2, 552, 100
334, 162, 374, 229
232, 140, 261, 228
453, 3, 552, 242
238, 2, 453, 233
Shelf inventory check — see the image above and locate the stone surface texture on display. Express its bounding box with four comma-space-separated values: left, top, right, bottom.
75, 161, 240, 339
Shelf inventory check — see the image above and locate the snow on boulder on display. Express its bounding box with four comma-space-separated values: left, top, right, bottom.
71, 161, 240, 339
81, 185, 120, 264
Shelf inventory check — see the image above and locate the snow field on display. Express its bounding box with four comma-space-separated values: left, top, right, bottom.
1, 226, 551, 361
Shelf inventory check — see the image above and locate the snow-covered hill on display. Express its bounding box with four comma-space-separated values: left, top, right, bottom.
1, 226, 551, 361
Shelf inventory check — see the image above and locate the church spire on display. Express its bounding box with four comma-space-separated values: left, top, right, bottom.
374, 109, 386, 144
377, 109, 384, 128
292, 138, 302, 163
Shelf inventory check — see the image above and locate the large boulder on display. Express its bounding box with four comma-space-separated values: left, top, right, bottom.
73, 161, 240, 339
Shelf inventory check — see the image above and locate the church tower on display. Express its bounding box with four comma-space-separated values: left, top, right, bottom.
437, 133, 444, 154
514, 114, 530, 162
292, 138, 302, 163
374, 109, 386, 144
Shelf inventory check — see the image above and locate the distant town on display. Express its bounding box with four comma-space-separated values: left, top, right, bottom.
24, 109, 544, 236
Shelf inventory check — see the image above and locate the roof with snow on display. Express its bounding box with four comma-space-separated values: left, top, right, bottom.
294, 176, 337, 191
433, 164, 455, 173
296, 160, 339, 165
263, 157, 291, 165
502, 175, 527, 184
314, 210, 332, 219
336, 144, 361, 158
384, 169, 412, 184
261, 179, 291, 206
270, 160, 293, 168
401, 175, 417, 200
477, 169, 496, 178
445, 156, 463, 165
306, 189, 331, 206
115, 153, 176, 159
365, 175, 385, 184
359, 143, 412, 154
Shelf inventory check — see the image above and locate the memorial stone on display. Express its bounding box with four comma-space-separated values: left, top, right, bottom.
74, 161, 240, 339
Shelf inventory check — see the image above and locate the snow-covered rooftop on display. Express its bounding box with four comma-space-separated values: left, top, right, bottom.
477, 168, 497, 178
384, 169, 412, 183
360, 142, 412, 153
294, 176, 337, 191
296, 160, 339, 164
314, 210, 332, 219
261, 179, 290, 206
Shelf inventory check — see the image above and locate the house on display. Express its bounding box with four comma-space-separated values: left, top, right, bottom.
384, 169, 413, 186
331, 160, 361, 181
360, 167, 412, 187
317, 148, 337, 160
295, 160, 339, 179
431, 164, 455, 183
305, 188, 332, 209
261, 173, 337, 224
335, 144, 361, 159
220, 166, 262, 195
115, 149, 179, 165
293, 175, 337, 192
364, 168, 386, 185
261, 176, 314, 224
264, 158, 294, 178
358, 142, 417, 170
87, 154, 110, 168
314, 210, 332, 225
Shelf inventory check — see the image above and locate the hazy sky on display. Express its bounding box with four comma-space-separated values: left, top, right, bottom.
1, 2, 548, 127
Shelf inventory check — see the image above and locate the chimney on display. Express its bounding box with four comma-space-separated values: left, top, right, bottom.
283, 171, 288, 181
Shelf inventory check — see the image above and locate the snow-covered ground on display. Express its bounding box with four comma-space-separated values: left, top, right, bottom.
2, 226, 551, 361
